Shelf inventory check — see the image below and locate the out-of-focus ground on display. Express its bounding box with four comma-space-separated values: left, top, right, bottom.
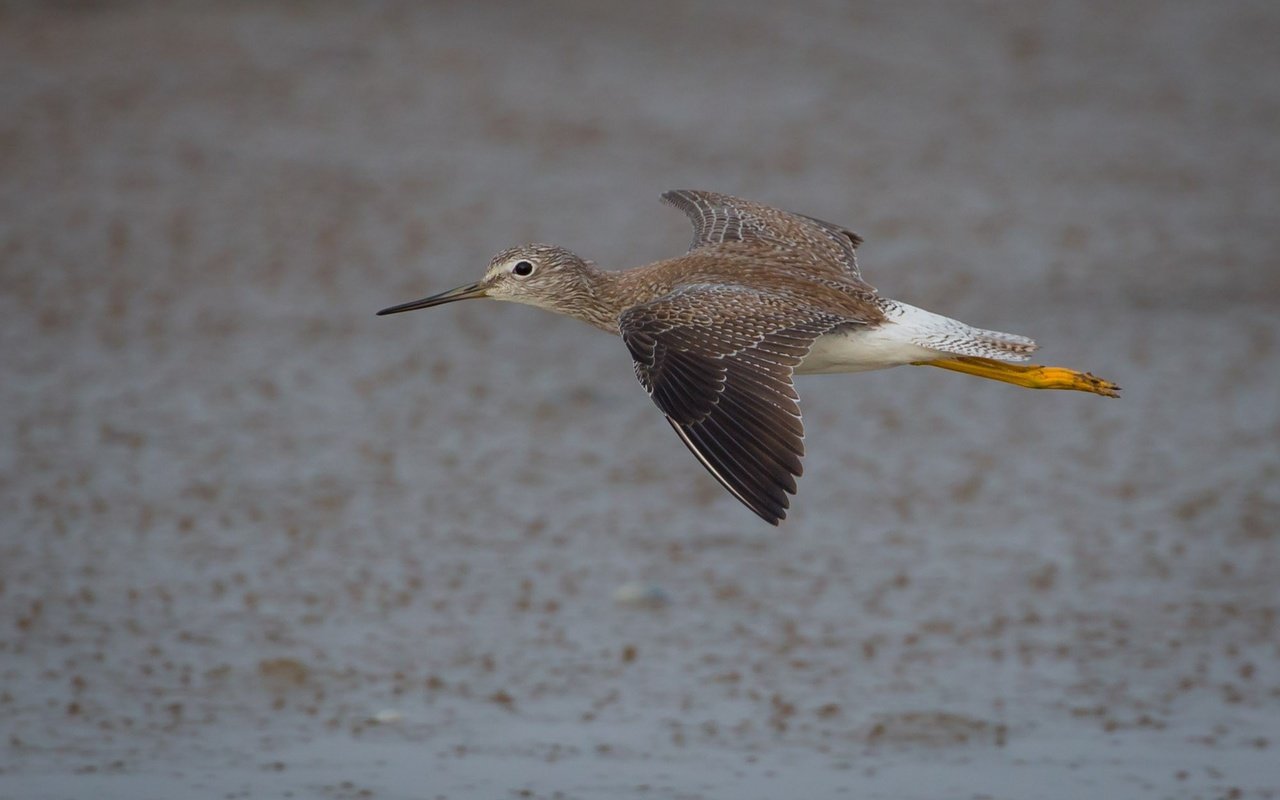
2, 3, 1278, 799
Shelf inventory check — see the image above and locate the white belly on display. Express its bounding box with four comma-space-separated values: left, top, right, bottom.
798, 324, 940, 375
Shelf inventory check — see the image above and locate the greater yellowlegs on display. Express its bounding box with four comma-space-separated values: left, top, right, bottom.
378, 190, 1119, 524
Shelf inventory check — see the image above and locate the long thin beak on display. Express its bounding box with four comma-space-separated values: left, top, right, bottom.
376, 282, 488, 316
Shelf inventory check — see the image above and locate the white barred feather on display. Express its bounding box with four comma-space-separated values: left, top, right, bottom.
880, 300, 1037, 362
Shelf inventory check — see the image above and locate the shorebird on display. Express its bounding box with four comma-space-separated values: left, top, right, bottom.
378, 190, 1119, 525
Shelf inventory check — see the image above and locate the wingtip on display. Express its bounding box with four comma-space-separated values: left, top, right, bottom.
659, 188, 691, 206
753, 501, 788, 527
660, 188, 718, 206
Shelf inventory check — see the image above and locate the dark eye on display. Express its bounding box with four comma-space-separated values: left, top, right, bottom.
512, 260, 534, 277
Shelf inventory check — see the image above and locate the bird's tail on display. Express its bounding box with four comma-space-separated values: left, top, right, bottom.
888, 301, 1038, 362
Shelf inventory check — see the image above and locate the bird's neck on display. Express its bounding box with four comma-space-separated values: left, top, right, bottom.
549, 260, 683, 334
561, 263, 635, 333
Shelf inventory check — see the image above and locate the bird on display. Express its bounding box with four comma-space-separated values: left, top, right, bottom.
378, 190, 1119, 525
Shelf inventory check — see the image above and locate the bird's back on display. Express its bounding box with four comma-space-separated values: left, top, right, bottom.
612, 248, 886, 329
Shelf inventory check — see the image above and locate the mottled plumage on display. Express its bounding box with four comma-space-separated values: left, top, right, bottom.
379, 190, 1119, 525
621, 285, 846, 522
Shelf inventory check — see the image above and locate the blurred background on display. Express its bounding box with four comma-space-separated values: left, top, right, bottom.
2, 3, 1277, 798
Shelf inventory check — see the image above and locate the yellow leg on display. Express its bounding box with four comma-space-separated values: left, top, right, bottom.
913, 356, 1121, 397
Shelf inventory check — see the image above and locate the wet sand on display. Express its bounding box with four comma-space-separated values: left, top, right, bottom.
2, 3, 1278, 798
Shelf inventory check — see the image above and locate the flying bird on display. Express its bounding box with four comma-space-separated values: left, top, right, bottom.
378, 190, 1119, 524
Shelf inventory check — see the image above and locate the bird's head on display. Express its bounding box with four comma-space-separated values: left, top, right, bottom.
377, 244, 595, 317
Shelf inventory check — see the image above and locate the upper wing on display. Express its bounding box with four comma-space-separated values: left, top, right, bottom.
619, 285, 845, 525
661, 189, 869, 286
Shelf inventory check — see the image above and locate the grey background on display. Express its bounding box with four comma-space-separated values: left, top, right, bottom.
2, 2, 1277, 798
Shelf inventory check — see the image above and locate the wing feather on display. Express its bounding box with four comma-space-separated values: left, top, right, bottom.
661, 189, 870, 288
620, 286, 842, 525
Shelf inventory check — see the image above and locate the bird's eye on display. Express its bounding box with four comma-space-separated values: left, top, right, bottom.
512, 260, 534, 277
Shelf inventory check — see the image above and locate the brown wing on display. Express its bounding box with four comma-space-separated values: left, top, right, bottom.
661, 189, 870, 288
620, 285, 844, 525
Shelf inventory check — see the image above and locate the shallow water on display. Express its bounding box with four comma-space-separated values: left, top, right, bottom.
2, 3, 1278, 798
